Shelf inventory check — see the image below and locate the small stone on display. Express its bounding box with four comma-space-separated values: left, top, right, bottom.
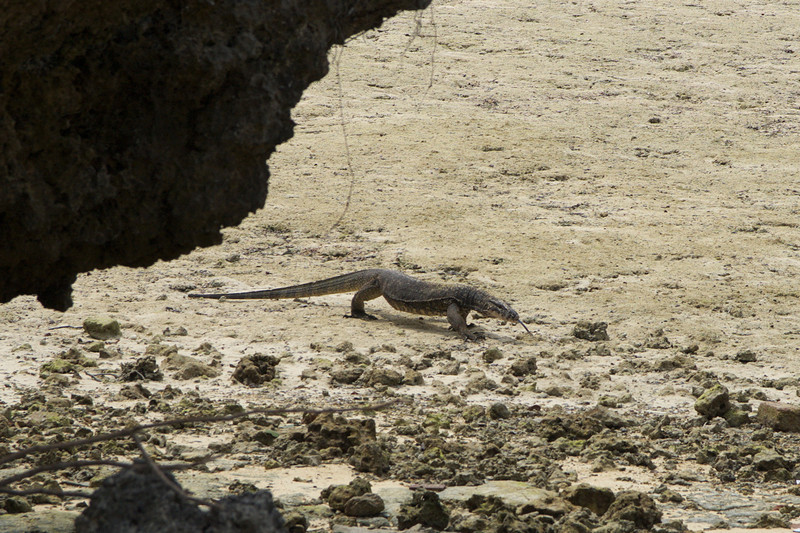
232, 354, 279, 386
362, 366, 403, 387
756, 401, 800, 432
172, 359, 221, 380
722, 407, 750, 427
86, 341, 105, 352
752, 449, 789, 471
573, 321, 609, 341
4, 496, 32, 513
694, 384, 730, 418
735, 349, 757, 363
83, 316, 121, 340
509, 356, 537, 377
118, 383, 152, 400
343, 493, 385, 517
300, 368, 318, 380
330, 365, 364, 384
397, 491, 450, 531
283, 511, 309, 533
119, 356, 164, 381
482, 347, 504, 363
161, 352, 220, 380
657, 489, 683, 503
644, 328, 671, 349
488, 402, 511, 420
601, 491, 661, 529
335, 341, 355, 352
403, 369, 424, 385
324, 479, 371, 511
517, 491, 576, 518
349, 442, 390, 475
562, 483, 615, 516
753, 512, 789, 529
251, 429, 279, 446
653, 354, 696, 372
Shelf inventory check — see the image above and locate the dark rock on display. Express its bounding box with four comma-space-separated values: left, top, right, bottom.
232, 354, 279, 386
643, 329, 671, 349
488, 402, 512, 420
517, 492, 576, 518
555, 508, 601, 533
343, 493, 385, 517
397, 491, 450, 531
4, 496, 32, 514
118, 383, 152, 400
403, 369, 425, 385
601, 491, 661, 529
283, 511, 309, 533
74, 464, 286, 532
756, 401, 800, 432
653, 354, 696, 372
299, 412, 386, 474
349, 442, 391, 475
753, 512, 789, 528
694, 384, 730, 418
465, 494, 508, 516
330, 364, 365, 384
562, 483, 615, 516
1, 0, 432, 310
572, 321, 609, 341
509, 356, 537, 377
482, 347, 504, 363
119, 355, 164, 382
594, 520, 637, 533
722, 406, 750, 427
449, 512, 490, 532
734, 349, 757, 363
323, 478, 371, 512
362, 366, 404, 387
752, 449, 790, 471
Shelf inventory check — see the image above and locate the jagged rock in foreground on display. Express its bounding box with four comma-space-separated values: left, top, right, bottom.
0, 0, 430, 310
74, 466, 286, 533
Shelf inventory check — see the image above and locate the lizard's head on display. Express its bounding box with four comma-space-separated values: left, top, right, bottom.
478, 297, 519, 322
477, 296, 533, 337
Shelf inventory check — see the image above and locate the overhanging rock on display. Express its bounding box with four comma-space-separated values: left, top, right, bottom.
0, 0, 431, 310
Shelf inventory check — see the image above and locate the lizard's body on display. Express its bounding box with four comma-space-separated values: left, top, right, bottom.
188, 269, 529, 339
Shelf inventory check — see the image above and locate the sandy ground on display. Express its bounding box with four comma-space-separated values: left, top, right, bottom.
1, 0, 800, 531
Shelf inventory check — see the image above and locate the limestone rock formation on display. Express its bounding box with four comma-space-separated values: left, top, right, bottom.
0, 0, 430, 310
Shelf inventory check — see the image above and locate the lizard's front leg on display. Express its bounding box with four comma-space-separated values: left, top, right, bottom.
447, 302, 476, 340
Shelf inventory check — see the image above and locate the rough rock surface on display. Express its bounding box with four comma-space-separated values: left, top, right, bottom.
74, 465, 287, 533
0, 0, 430, 310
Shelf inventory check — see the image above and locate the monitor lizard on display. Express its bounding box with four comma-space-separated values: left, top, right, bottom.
188, 268, 531, 340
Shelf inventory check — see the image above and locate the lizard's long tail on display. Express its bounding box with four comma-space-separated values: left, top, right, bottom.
188, 269, 383, 300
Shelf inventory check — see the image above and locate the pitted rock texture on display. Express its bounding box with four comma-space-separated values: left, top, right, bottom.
0, 0, 430, 310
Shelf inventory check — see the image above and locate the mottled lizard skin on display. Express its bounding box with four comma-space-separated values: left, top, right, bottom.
189, 269, 530, 339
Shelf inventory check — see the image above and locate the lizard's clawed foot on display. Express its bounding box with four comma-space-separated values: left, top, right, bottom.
346, 311, 378, 321
451, 327, 484, 341
465, 331, 486, 341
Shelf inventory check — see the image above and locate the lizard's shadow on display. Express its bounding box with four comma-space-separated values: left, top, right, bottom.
369, 310, 509, 342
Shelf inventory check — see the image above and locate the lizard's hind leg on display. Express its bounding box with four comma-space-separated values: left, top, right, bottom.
346, 281, 382, 320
